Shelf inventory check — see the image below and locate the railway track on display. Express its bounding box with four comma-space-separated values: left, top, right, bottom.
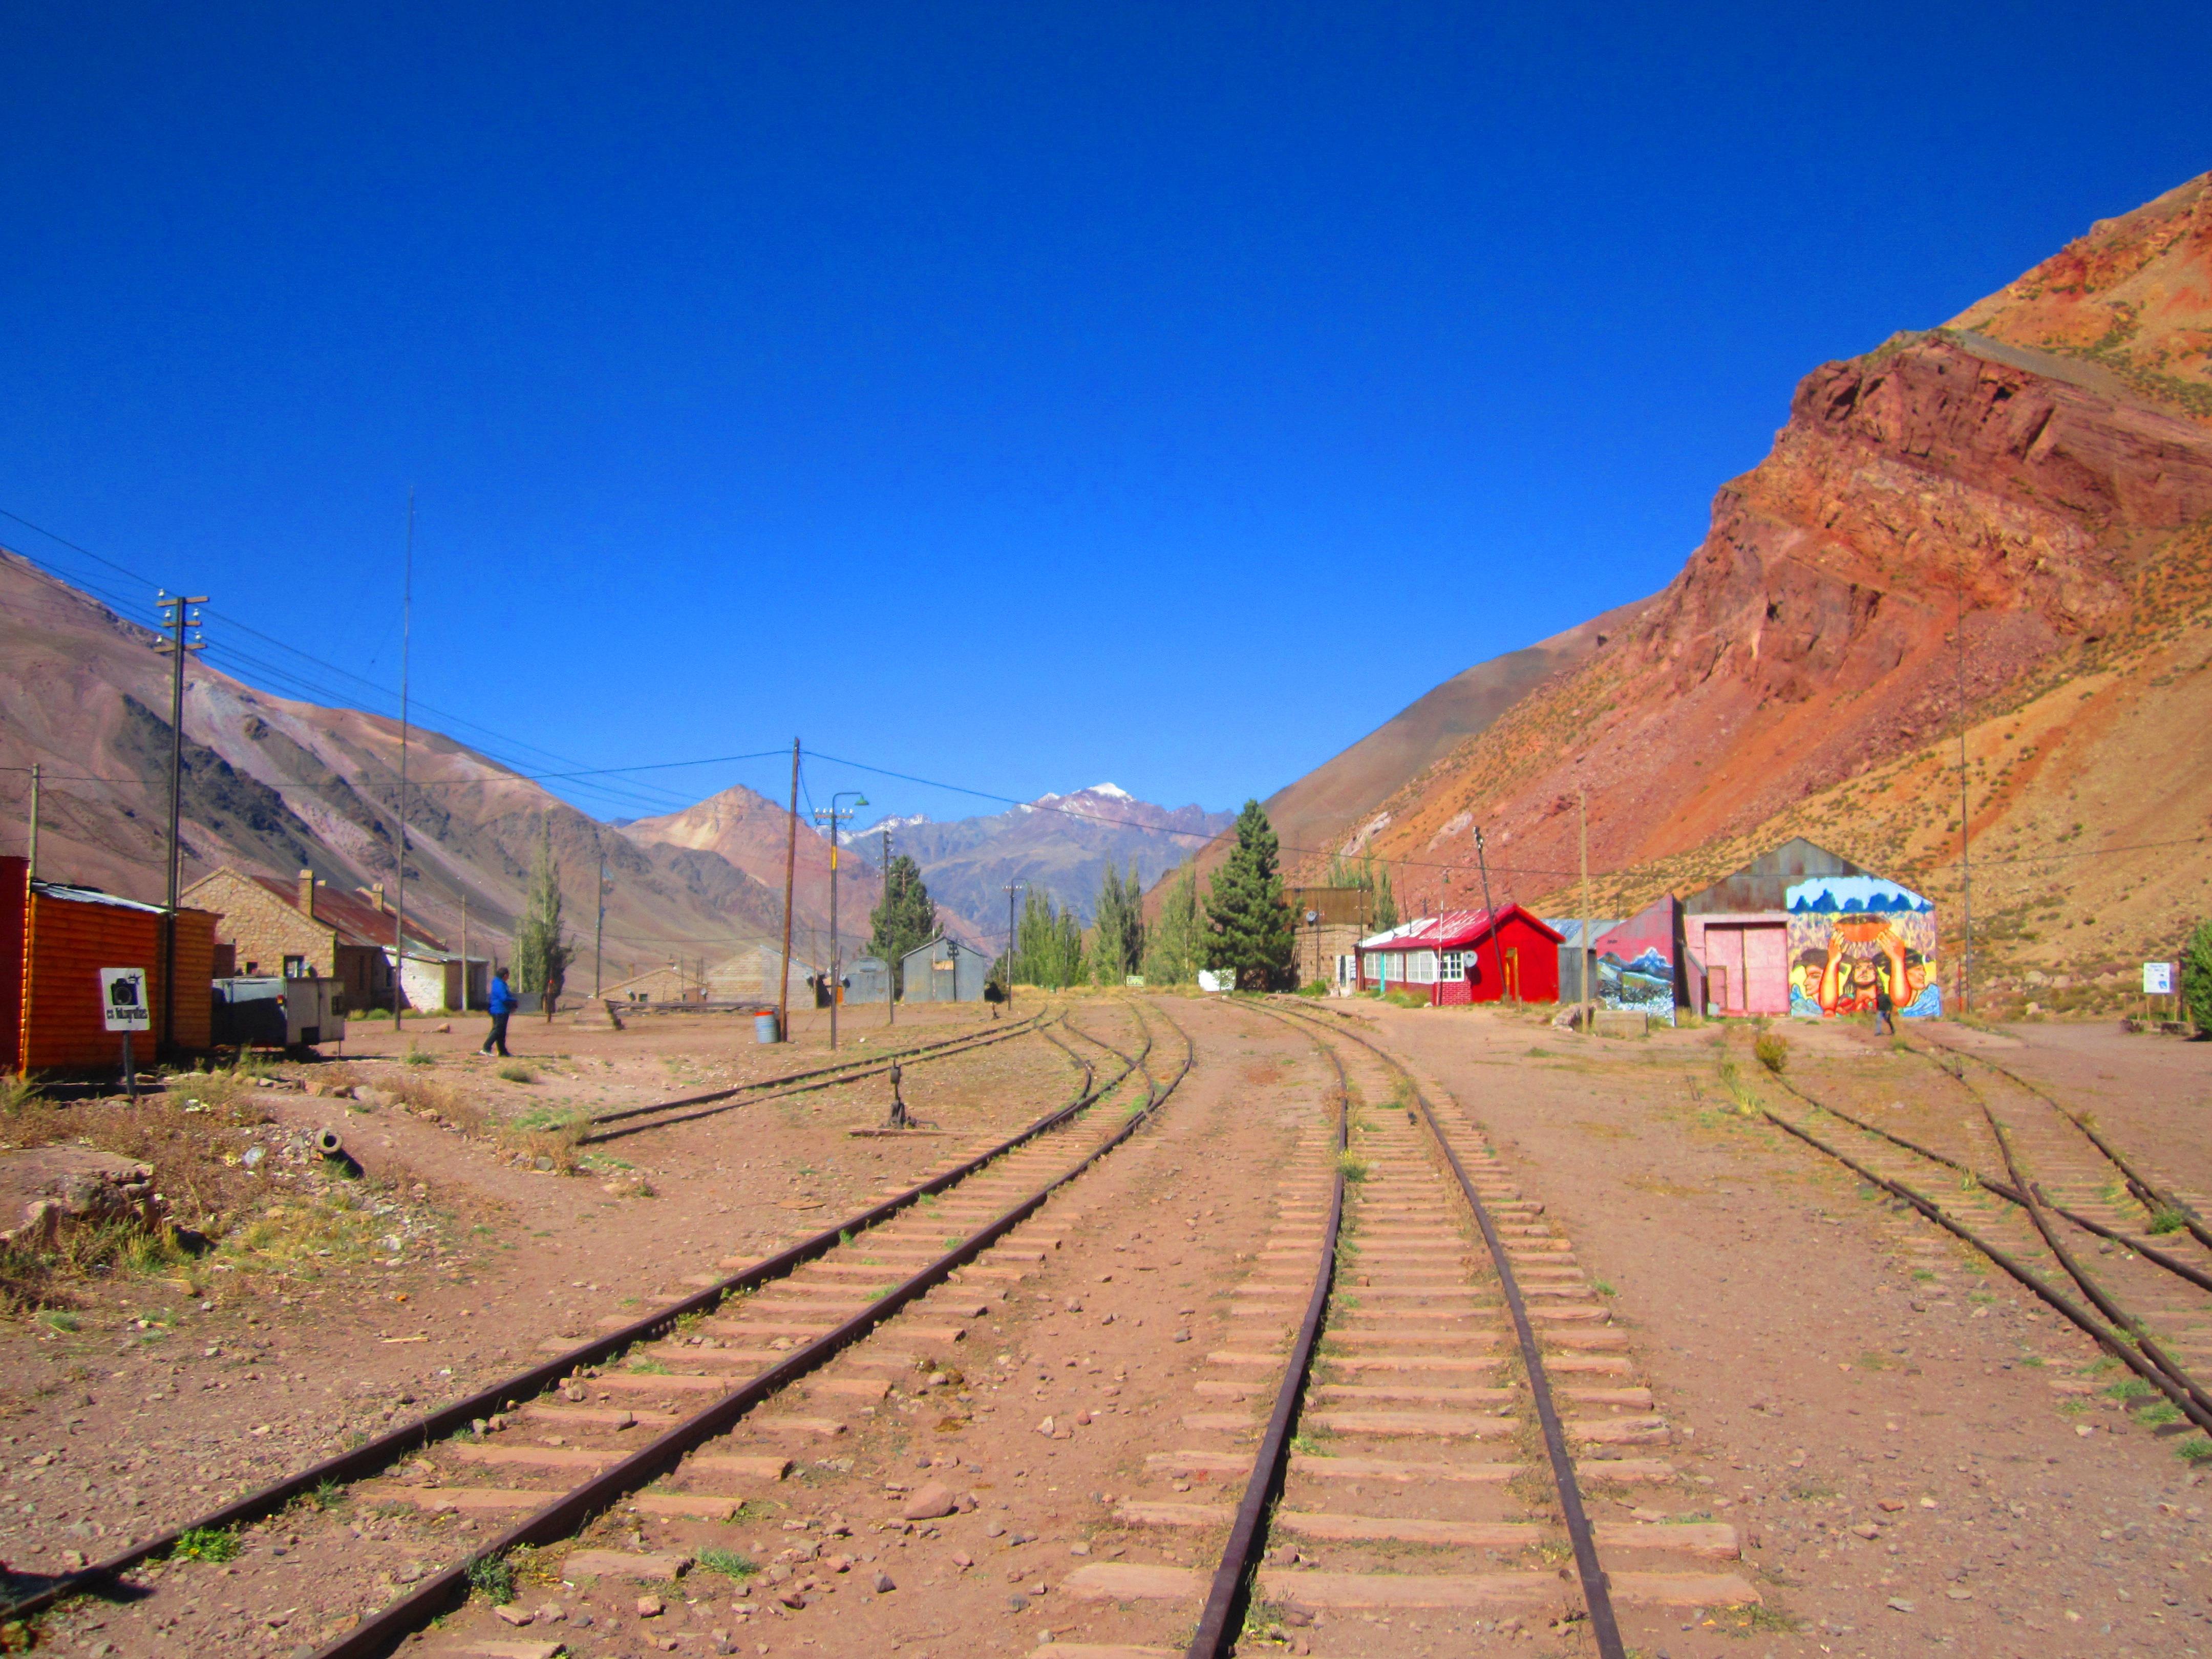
1756, 1026, 2212, 1450
576, 1009, 1049, 1144
2, 1003, 1181, 1652
1059, 999, 1756, 1658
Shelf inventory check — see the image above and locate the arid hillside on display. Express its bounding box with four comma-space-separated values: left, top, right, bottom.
1288, 171, 2212, 1006
0, 551, 846, 983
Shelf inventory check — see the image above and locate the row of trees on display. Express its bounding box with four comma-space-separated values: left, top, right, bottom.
992, 798, 1307, 993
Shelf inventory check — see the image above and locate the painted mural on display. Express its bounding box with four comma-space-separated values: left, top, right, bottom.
1785, 876, 1942, 1019
1592, 895, 1678, 1026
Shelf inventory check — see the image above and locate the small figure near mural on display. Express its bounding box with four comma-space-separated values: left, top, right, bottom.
1874, 972, 1896, 1036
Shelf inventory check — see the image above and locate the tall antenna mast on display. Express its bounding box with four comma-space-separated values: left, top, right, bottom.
394, 490, 415, 1030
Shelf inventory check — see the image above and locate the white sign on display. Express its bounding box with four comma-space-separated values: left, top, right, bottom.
2145, 961, 2177, 996
99, 967, 152, 1032
1197, 969, 1229, 994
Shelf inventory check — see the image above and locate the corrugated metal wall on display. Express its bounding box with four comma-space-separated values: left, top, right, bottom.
17, 891, 216, 1069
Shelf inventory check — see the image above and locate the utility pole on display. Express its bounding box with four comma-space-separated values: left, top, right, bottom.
1474, 826, 1508, 1006
393, 494, 415, 1032
1579, 786, 1592, 1034
882, 823, 895, 1026
1956, 598, 1974, 1015
778, 739, 799, 1042
155, 590, 206, 1059
459, 893, 470, 1013
811, 791, 867, 1050
593, 837, 608, 999
26, 761, 39, 882
1004, 880, 1027, 1012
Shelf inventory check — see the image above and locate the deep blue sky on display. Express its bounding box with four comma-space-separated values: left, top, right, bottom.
4, 3, 2206, 832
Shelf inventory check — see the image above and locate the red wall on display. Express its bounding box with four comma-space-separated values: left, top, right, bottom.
12, 879, 218, 1071
1, 858, 24, 1073
1449, 911, 1562, 1005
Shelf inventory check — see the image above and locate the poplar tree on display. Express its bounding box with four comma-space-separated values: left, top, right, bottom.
514, 820, 575, 997
867, 853, 938, 996
1141, 863, 1201, 985
1090, 859, 1146, 985
1203, 800, 1296, 990
1013, 887, 1088, 989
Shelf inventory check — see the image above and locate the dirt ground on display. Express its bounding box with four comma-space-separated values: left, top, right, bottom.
0, 1001, 1064, 1588
4, 997, 2209, 1658
1373, 1002, 2212, 1657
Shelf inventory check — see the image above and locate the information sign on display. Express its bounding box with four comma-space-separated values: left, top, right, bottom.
99, 967, 152, 1032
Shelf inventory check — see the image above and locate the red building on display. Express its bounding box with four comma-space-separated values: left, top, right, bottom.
1354, 907, 1564, 1006
3, 856, 218, 1072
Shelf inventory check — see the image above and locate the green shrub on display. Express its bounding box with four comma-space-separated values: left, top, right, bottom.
169, 1527, 240, 1563
466, 1555, 515, 1604
495, 1063, 537, 1084
2185, 919, 2212, 1035
1754, 1033, 1789, 1075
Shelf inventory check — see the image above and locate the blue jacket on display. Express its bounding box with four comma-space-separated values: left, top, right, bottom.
488, 977, 519, 1015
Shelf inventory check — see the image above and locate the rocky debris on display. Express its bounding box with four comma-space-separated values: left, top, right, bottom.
898, 1482, 959, 1520
0, 1146, 161, 1246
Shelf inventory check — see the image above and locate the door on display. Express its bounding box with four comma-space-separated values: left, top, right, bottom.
1743, 924, 1790, 1014
1705, 926, 1748, 1013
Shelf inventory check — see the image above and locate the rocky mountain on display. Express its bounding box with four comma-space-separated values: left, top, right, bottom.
848, 786, 1233, 945
1275, 170, 2212, 1003
0, 550, 840, 985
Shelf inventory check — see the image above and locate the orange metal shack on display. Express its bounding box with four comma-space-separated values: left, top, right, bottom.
2, 856, 217, 1071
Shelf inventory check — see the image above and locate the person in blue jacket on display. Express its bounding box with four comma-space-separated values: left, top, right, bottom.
481, 967, 518, 1057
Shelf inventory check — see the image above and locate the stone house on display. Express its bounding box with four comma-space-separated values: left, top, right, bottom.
181, 867, 450, 1013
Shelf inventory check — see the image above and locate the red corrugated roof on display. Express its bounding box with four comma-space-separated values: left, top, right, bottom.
1359, 906, 1562, 950
247, 875, 448, 954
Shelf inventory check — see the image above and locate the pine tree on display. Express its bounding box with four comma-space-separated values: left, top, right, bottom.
1090, 860, 1146, 985
1203, 800, 1296, 990
1374, 864, 1399, 933
1141, 862, 1201, 985
867, 853, 938, 996
513, 820, 574, 998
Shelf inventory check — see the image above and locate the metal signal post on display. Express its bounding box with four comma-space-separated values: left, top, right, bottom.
1003, 880, 1026, 1012
811, 792, 867, 1050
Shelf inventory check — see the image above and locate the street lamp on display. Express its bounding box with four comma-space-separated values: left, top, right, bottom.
812, 791, 868, 1050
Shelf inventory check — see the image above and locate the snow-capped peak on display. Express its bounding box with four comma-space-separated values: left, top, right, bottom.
1083, 782, 1133, 800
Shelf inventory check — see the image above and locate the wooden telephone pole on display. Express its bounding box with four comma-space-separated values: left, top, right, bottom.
155, 590, 206, 1058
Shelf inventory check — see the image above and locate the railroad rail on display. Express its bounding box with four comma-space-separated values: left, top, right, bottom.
576, 1008, 1049, 1143
1111, 998, 1755, 1659
0, 1004, 1160, 1636
1755, 1028, 2212, 1442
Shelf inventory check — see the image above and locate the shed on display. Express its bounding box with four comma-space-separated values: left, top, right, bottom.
1354, 907, 1564, 1006
1544, 918, 1622, 1004
705, 944, 819, 1008
1589, 896, 1683, 1025
3, 856, 217, 1070
846, 956, 892, 1005
1682, 838, 1873, 1016
900, 936, 991, 1003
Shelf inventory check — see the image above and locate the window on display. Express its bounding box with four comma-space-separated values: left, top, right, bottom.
1441, 950, 1465, 978
1405, 950, 1438, 984
283, 954, 307, 979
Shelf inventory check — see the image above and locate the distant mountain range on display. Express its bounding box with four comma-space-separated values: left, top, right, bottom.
0, 550, 1225, 980
848, 785, 1232, 946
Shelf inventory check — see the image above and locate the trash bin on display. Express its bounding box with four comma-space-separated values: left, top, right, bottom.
754, 1012, 780, 1045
